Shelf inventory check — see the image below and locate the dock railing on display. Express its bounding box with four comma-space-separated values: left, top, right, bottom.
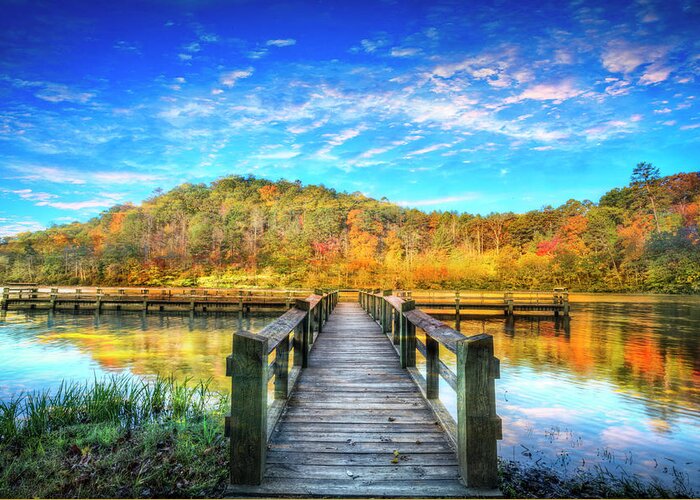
225, 289, 338, 485
0, 285, 313, 312
359, 289, 502, 489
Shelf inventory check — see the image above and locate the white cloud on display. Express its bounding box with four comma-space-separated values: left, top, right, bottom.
0, 219, 45, 237
220, 68, 254, 87
405, 143, 452, 157
653, 108, 672, 114
9, 189, 57, 202
604, 79, 631, 96
10, 166, 86, 184
324, 127, 364, 147
178, 53, 193, 61
90, 172, 160, 184
390, 47, 420, 57
396, 193, 479, 207
639, 64, 673, 84
357, 39, 387, 53
266, 39, 296, 47
9, 166, 159, 185
505, 80, 583, 104
601, 41, 671, 81
255, 151, 301, 160
36, 199, 114, 210
35, 84, 94, 104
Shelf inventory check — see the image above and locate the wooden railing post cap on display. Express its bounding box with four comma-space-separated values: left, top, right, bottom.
295, 298, 311, 311
401, 299, 416, 312
233, 329, 265, 343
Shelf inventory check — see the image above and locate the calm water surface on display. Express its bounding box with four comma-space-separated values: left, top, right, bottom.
0, 294, 698, 490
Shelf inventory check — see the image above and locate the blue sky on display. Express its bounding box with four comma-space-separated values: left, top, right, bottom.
1, 0, 699, 236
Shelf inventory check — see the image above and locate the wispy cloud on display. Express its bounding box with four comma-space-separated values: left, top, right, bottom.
9, 166, 160, 185
396, 193, 480, 207
266, 39, 296, 47
220, 68, 254, 87
35, 199, 114, 210
505, 80, 583, 104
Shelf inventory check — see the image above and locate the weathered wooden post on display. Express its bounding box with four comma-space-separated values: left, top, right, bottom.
50, 288, 58, 311
95, 288, 102, 313
229, 330, 269, 485
393, 304, 400, 345
314, 289, 324, 333
142, 288, 149, 312
295, 299, 311, 367
382, 290, 392, 334
505, 292, 514, 316
0, 287, 8, 311
400, 300, 416, 368
563, 290, 570, 316
426, 334, 439, 399
455, 291, 461, 330
456, 334, 501, 489
274, 328, 289, 400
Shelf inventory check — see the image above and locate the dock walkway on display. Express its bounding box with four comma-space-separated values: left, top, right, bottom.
228, 301, 496, 497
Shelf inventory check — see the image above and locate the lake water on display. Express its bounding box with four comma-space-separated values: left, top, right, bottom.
0, 294, 698, 491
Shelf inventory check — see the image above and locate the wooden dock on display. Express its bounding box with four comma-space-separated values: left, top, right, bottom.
0, 285, 311, 313
225, 290, 501, 498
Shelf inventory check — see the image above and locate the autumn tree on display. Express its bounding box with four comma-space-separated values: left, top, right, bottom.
631, 162, 661, 232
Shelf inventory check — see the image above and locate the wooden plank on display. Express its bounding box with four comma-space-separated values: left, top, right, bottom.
265, 451, 459, 466
227, 478, 499, 498
265, 463, 462, 480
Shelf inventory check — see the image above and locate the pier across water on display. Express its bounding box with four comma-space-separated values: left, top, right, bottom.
225, 289, 502, 497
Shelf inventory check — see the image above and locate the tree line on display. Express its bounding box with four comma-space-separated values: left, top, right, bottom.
1, 164, 698, 292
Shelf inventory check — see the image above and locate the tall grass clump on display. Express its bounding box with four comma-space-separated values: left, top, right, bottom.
0, 375, 229, 498
0, 374, 226, 446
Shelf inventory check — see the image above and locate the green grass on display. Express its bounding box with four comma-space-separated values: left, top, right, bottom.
0, 375, 229, 498
2, 376, 695, 498
498, 458, 696, 498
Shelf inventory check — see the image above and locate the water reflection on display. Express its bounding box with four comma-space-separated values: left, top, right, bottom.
0, 311, 276, 397
1, 294, 698, 490
416, 293, 699, 490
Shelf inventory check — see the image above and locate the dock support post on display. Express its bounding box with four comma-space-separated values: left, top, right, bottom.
400, 300, 416, 368
382, 290, 392, 334
1, 287, 7, 311
455, 292, 461, 330
393, 306, 400, 345
274, 330, 289, 400
295, 299, 311, 368
505, 292, 514, 316
456, 334, 501, 489
229, 331, 269, 485
314, 289, 324, 333
426, 335, 439, 399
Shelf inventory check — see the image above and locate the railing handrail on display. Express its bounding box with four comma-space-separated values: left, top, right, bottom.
226, 289, 339, 485
358, 289, 501, 490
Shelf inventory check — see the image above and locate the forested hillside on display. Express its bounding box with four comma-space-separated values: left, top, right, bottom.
1, 165, 699, 292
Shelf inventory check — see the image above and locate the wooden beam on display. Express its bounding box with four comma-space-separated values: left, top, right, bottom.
456, 334, 500, 489
230, 331, 269, 485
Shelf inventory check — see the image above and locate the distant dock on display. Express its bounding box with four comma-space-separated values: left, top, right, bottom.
1, 285, 570, 321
